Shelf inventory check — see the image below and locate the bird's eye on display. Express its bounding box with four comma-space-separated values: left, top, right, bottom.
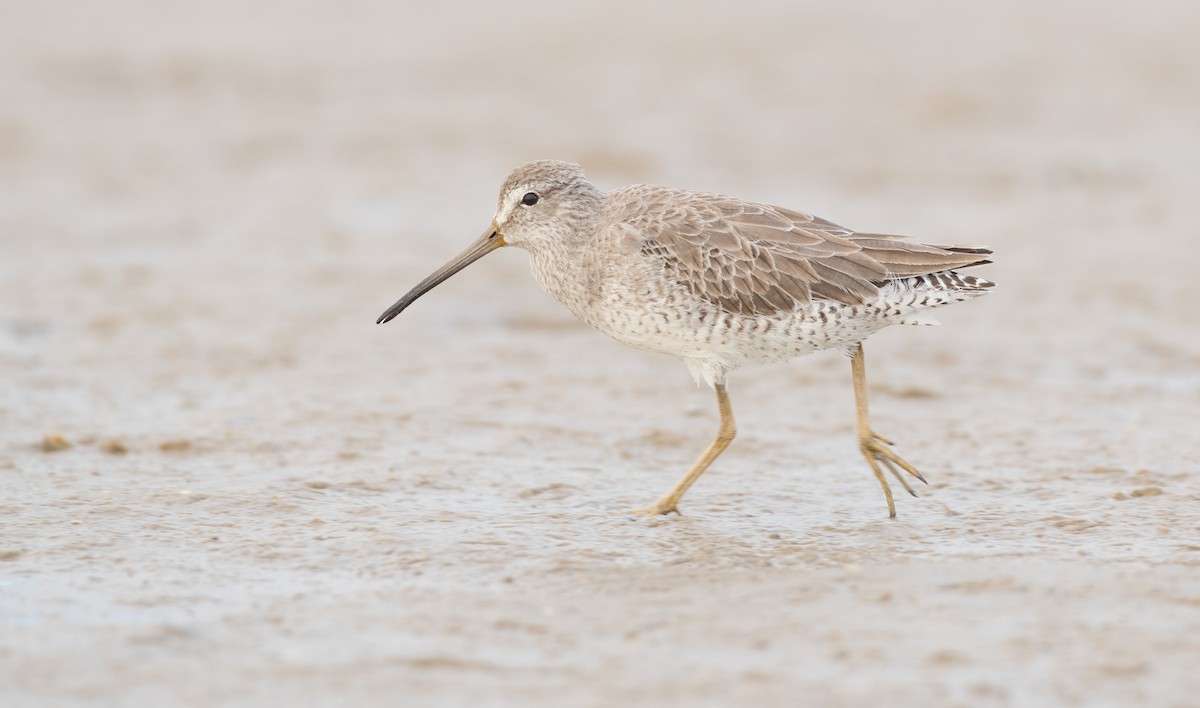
521, 192, 539, 206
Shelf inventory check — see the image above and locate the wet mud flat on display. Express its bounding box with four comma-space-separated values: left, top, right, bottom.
3, 1, 1199, 705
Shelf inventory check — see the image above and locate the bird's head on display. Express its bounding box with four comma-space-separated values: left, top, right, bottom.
376, 160, 601, 324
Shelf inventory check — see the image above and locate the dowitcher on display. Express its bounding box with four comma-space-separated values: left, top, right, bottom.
378, 160, 993, 517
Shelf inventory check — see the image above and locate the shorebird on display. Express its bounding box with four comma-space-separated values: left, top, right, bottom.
378, 160, 993, 517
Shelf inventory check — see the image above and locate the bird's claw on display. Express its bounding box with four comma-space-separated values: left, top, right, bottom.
627, 501, 680, 516
858, 432, 926, 517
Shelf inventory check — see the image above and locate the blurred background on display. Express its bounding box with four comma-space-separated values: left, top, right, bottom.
3, 0, 1197, 399
2, 1, 1198, 705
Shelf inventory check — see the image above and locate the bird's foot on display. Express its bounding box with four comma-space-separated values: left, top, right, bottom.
858, 431, 927, 518
627, 499, 681, 516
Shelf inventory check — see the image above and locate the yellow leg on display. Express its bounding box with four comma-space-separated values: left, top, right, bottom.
852, 343, 927, 518
631, 382, 736, 515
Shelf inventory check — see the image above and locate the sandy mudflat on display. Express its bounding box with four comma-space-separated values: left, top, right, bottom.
2, 1, 1199, 705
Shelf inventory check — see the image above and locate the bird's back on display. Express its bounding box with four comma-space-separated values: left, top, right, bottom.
604, 184, 991, 311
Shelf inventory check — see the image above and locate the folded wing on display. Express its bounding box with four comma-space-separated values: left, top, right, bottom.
627, 189, 992, 316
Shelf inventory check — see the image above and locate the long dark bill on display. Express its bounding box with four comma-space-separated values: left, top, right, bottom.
376, 226, 506, 324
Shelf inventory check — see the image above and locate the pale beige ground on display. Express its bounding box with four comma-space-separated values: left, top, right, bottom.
2, 1, 1200, 706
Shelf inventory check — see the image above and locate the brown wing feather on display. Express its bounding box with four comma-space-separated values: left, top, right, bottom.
624, 188, 991, 316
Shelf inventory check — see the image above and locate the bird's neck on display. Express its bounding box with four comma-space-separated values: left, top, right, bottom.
526, 199, 607, 322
